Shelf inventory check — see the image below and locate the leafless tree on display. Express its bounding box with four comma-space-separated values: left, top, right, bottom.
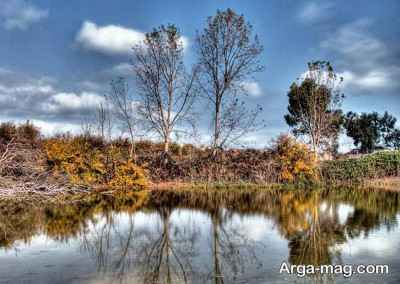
80, 114, 95, 137
95, 102, 113, 140
105, 78, 138, 159
133, 25, 198, 154
195, 8, 264, 152
218, 97, 263, 148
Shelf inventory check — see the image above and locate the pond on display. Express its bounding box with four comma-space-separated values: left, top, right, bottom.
0, 188, 399, 284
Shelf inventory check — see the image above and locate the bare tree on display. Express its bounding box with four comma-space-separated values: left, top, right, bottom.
80, 114, 95, 137
195, 8, 264, 152
105, 78, 138, 159
284, 61, 344, 155
133, 24, 198, 154
95, 102, 112, 140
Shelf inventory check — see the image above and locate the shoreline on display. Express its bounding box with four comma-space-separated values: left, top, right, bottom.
1, 177, 399, 202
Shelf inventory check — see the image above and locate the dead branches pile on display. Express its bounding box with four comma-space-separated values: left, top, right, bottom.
0, 139, 87, 198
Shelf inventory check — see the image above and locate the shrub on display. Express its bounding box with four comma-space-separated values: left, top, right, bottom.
16, 121, 40, 143
271, 135, 319, 184
0, 121, 40, 144
321, 150, 400, 184
108, 160, 147, 189
44, 137, 147, 190
0, 122, 17, 143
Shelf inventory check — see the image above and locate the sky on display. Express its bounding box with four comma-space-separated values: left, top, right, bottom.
0, 0, 399, 149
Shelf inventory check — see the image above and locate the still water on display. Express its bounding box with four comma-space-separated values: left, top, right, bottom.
0, 188, 399, 284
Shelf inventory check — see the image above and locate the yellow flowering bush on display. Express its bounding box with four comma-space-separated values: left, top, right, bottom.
44, 136, 147, 190
272, 135, 319, 183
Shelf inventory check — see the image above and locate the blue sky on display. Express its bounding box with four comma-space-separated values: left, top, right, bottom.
0, 0, 399, 148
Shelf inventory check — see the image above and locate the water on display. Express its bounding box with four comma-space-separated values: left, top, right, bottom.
0, 188, 399, 283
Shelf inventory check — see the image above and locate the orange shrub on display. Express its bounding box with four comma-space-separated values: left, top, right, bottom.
272, 135, 319, 184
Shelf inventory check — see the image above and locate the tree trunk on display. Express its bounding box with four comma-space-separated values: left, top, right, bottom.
213, 98, 221, 153
129, 136, 136, 162
164, 137, 170, 153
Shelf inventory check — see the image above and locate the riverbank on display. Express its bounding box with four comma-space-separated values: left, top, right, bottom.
363, 177, 400, 191
2, 177, 400, 204
1, 122, 399, 201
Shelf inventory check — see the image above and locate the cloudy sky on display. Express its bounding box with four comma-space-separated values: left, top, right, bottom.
0, 0, 399, 147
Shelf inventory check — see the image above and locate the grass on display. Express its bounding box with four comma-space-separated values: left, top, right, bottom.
149, 180, 323, 193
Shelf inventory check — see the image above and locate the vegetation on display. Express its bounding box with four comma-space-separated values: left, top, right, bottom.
344, 111, 398, 153
0, 9, 399, 198
271, 135, 319, 184
285, 61, 344, 155
0, 121, 65, 197
44, 135, 147, 190
1, 119, 399, 199
133, 24, 197, 154
195, 8, 264, 151
105, 78, 138, 159
1, 7, 399, 284
385, 128, 400, 150
321, 150, 400, 184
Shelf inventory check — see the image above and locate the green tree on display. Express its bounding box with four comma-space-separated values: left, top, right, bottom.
385, 129, 400, 150
284, 61, 344, 155
344, 111, 397, 153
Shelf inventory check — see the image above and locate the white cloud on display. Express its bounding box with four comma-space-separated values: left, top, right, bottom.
50, 92, 105, 111
321, 19, 400, 92
75, 21, 189, 56
298, 1, 334, 23
77, 80, 104, 92
0, 0, 48, 30
0, 81, 54, 104
321, 20, 387, 68
30, 120, 81, 136
340, 228, 400, 258
75, 21, 145, 56
241, 81, 263, 97
180, 37, 190, 50
339, 70, 394, 90
110, 62, 133, 76
0, 68, 107, 127
13, 84, 54, 94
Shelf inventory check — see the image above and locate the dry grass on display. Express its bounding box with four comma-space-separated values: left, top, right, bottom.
364, 177, 400, 191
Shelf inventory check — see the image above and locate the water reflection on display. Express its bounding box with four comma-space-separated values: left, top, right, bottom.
0, 187, 399, 283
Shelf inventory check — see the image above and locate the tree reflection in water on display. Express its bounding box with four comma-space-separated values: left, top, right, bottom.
208, 208, 265, 284
136, 207, 197, 283
0, 187, 399, 283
